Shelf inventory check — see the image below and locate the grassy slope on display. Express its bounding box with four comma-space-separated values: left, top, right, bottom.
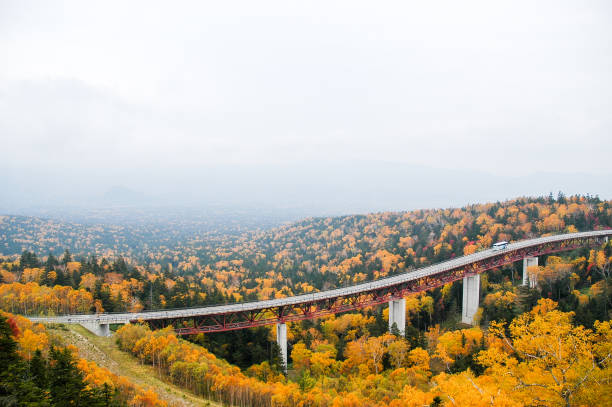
49, 325, 221, 407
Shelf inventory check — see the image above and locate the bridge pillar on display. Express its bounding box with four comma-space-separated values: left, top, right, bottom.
462, 274, 480, 325
523, 257, 538, 288
80, 322, 111, 337
276, 322, 287, 372
388, 298, 406, 335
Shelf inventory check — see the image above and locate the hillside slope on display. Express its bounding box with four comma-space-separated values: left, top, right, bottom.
49, 325, 220, 407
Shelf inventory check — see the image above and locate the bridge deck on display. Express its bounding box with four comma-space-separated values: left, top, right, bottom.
27, 230, 611, 326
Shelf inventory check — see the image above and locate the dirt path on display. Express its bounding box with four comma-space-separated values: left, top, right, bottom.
49, 325, 221, 407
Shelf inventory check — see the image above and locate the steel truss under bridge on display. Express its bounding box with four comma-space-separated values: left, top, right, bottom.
27, 230, 611, 334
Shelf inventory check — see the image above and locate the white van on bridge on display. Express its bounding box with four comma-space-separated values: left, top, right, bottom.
492, 241, 509, 251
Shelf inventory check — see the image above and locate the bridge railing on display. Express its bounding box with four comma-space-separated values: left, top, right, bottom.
25, 229, 611, 323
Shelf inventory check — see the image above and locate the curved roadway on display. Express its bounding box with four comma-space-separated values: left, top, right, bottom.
28, 230, 611, 325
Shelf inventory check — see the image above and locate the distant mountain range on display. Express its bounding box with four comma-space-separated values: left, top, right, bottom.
1, 162, 610, 216
102, 186, 148, 205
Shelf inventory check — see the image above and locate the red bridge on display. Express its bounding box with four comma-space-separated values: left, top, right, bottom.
28, 230, 611, 367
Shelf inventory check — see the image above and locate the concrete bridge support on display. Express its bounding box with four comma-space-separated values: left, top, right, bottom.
523, 257, 539, 288
80, 322, 111, 337
462, 274, 480, 325
388, 298, 406, 335
276, 322, 287, 372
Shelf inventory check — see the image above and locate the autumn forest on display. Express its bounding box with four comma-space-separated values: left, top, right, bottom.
1, 194, 611, 407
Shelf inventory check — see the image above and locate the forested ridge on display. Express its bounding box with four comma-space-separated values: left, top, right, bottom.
1, 194, 610, 312
0, 209, 277, 262
1, 194, 611, 406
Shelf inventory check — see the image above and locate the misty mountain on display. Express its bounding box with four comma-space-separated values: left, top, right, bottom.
0, 162, 609, 216
102, 186, 148, 205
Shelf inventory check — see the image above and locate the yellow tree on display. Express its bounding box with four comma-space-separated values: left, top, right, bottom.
478, 299, 610, 407
290, 342, 312, 373
17, 328, 48, 360
310, 351, 336, 378
343, 338, 368, 374
389, 385, 435, 407
130, 388, 167, 407
407, 347, 430, 372
387, 339, 409, 369
433, 371, 521, 407
434, 328, 483, 372
420, 296, 434, 325
363, 334, 395, 374
80, 273, 98, 291
579, 320, 612, 405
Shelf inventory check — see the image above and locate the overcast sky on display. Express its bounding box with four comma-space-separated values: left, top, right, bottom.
1, 1, 611, 212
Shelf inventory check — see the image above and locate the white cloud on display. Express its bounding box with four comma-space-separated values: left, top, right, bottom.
1, 0, 611, 180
